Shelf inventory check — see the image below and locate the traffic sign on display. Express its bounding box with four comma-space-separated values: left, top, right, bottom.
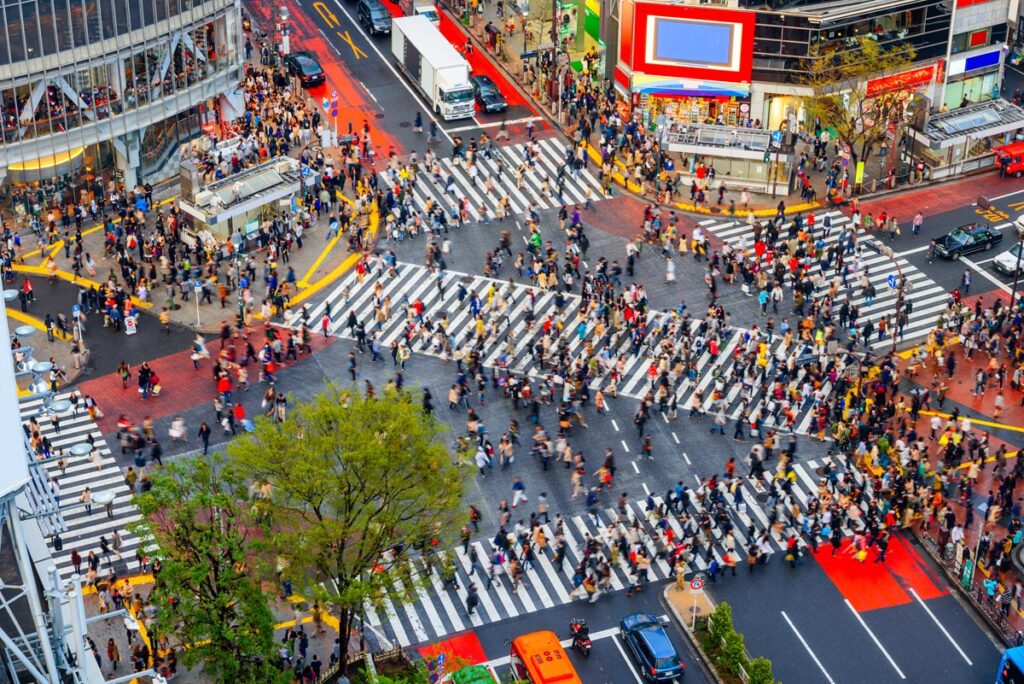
331, 108, 338, 118
841, 142, 851, 155
331, 89, 338, 98
887, 274, 898, 289
322, 97, 329, 111
437, 654, 446, 665
125, 316, 137, 336
771, 130, 783, 145
689, 578, 704, 591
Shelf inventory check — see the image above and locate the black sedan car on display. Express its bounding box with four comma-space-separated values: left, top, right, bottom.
470, 74, 507, 113
620, 613, 685, 681
284, 52, 325, 87
934, 223, 1003, 259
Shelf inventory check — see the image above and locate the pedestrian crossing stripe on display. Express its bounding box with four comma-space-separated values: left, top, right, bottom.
699, 211, 947, 350
361, 456, 867, 648
380, 138, 603, 224
19, 395, 146, 580
299, 261, 839, 434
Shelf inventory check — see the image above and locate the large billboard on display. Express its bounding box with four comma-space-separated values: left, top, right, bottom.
620, 2, 754, 84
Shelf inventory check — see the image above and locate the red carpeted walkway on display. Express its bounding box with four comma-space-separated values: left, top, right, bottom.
77, 325, 333, 432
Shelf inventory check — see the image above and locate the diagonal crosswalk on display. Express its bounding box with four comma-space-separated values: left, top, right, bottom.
362, 455, 868, 648
380, 137, 603, 223
300, 261, 848, 435
20, 394, 145, 580
698, 211, 946, 349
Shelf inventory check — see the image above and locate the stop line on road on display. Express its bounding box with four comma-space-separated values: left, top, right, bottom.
302, 261, 839, 434
379, 137, 604, 223
698, 210, 949, 350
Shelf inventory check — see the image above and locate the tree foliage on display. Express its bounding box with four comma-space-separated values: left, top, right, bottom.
801, 37, 916, 162
130, 456, 286, 684
226, 386, 466, 671
747, 656, 776, 684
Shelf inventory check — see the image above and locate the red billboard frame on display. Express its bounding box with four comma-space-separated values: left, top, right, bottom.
628, 3, 754, 84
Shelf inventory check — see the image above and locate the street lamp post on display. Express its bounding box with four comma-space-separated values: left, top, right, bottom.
876, 243, 904, 354
1010, 222, 1024, 309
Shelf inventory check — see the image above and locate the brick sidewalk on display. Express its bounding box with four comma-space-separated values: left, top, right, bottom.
79, 323, 334, 432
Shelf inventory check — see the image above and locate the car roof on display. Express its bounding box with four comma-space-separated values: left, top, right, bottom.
622, 611, 659, 630
635, 623, 676, 658
471, 74, 496, 86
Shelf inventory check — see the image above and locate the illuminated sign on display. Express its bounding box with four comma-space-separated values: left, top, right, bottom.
627, 3, 754, 84
866, 65, 936, 97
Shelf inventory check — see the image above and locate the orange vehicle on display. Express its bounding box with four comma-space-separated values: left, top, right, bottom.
509, 631, 583, 684
993, 141, 1024, 177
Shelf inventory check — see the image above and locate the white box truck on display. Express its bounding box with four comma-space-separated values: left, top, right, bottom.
399, 0, 439, 24
391, 16, 474, 121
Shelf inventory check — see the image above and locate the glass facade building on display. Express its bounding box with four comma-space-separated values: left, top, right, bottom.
0, 0, 242, 215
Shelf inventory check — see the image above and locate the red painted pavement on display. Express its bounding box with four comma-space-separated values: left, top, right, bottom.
859, 173, 1024, 220
247, 0, 405, 155
418, 631, 488, 667
78, 325, 333, 433
811, 532, 945, 612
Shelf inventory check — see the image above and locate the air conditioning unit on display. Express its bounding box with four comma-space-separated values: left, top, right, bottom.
194, 190, 215, 207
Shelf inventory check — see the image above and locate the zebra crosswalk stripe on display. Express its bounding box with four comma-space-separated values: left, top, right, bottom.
699, 212, 944, 348
19, 394, 145, 580
369, 457, 864, 647
382, 138, 602, 223
304, 261, 840, 435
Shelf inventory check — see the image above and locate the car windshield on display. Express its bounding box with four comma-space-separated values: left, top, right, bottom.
419, 8, 439, 21
947, 228, 971, 245
478, 83, 497, 96
444, 88, 474, 103
299, 59, 321, 75
371, 7, 388, 18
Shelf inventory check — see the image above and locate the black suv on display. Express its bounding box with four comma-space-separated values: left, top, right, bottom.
357, 0, 392, 34
284, 52, 325, 87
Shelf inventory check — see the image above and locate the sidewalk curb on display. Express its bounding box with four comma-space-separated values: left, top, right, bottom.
660, 584, 724, 684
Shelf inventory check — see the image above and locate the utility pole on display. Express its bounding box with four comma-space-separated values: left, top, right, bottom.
876, 243, 904, 354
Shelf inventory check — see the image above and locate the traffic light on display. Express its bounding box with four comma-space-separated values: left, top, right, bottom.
763, 149, 771, 163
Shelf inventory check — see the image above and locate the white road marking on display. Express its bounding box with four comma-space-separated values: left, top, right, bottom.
908, 588, 973, 665
480, 625, 628, 669
672, 431, 680, 444
683, 452, 691, 465
844, 599, 906, 679
642, 482, 651, 495
621, 439, 630, 453
447, 116, 544, 132
632, 461, 640, 474
611, 419, 620, 432
896, 244, 930, 256
781, 611, 837, 684
960, 255, 1011, 293
329, 0, 454, 145
317, 27, 343, 56
612, 632, 646, 684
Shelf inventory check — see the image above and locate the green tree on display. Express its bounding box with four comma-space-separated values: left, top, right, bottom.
747, 656, 776, 684
130, 456, 286, 684
709, 602, 733, 644
801, 37, 916, 163
720, 631, 748, 676
226, 386, 466, 673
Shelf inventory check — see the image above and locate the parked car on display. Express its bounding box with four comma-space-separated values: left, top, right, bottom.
470, 74, 508, 113
620, 613, 685, 681
994, 241, 1024, 275
284, 51, 325, 87
358, 0, 392, 34
934, 223, 1003, 259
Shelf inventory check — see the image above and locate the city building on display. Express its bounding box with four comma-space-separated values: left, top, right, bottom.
605, 0, 1023, 186
0, 0, 245, 221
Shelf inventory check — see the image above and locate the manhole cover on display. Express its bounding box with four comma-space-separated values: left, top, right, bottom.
754, 492, 768, 503
375, 113, 385, 119
399, 121, 411, 128
815, 466, 827, 476
708, 207, 722, 214
688, 606, 702, 615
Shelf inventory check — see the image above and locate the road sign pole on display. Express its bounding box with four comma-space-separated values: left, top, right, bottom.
692, 592, 698, 630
